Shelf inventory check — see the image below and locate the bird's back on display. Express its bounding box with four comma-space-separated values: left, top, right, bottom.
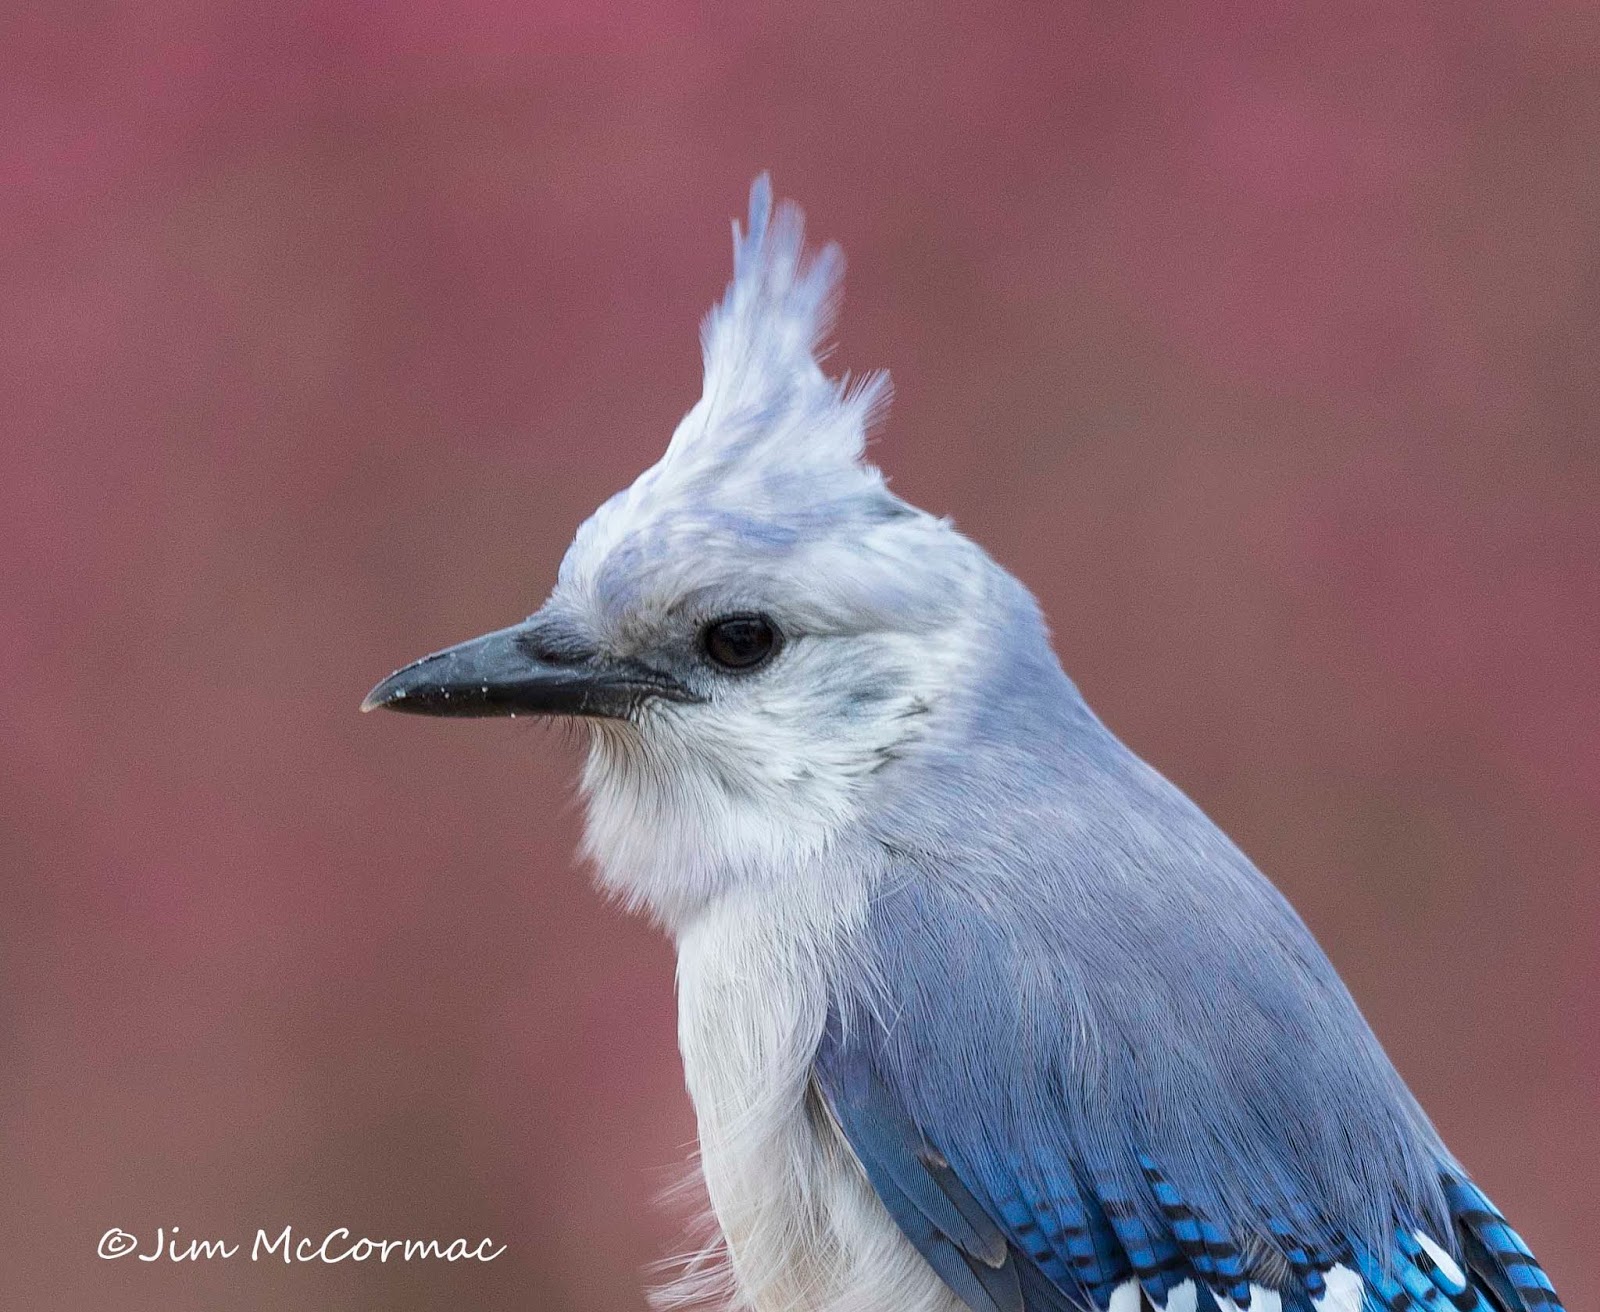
814, 589, 1563, 1312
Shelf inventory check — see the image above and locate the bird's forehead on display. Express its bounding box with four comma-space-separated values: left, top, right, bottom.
557, 477, 859, 623
550, 462, 969, 646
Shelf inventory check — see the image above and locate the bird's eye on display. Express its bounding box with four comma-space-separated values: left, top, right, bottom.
700, 614, 781, 671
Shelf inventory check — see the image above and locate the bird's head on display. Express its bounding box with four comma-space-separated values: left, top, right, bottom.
364, 177, 1025, 924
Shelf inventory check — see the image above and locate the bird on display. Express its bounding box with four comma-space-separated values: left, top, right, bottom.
362, 176, 1565, 1312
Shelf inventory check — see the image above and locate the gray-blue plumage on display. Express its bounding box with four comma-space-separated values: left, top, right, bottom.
813, 571, 1503, 1311
365, 176, 1565, 1312
802, 443, 1560, 1312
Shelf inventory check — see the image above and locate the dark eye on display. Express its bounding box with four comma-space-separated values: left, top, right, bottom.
701, 614, 781, 671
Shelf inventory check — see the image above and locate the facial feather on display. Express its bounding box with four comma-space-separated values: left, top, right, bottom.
545, 177, 993, 927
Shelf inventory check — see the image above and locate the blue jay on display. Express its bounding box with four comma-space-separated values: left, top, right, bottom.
363, 178, 1564, 1312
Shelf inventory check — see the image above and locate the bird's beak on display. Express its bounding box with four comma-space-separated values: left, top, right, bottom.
360, 617, 690, 720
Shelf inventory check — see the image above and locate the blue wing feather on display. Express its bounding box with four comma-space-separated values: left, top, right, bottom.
802, 677, 1564, 1312
1442, 1175, 1563, 1312
815, 1025, 1023, 1312
814, 1003, 1564, 1312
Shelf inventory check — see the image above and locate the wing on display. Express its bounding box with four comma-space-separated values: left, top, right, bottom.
814, 1009, 1563, 1312
812, 1029, 1025, 1312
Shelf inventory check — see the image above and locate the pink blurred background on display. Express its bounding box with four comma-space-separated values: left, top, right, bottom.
3, 4, 1594, 1309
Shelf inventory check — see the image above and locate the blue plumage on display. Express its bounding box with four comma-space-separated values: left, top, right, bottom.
819, 1010, 1561, 1312
1445, 1176, 1562, 1311
816, 1025, 1023, 1312
808, 573, 1565, 1312
369, 175, 1566, 1312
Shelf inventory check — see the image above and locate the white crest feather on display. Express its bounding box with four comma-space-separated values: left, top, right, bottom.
557, 176, 905, 621
655, 174, 890, 508
698, 174, 841, 417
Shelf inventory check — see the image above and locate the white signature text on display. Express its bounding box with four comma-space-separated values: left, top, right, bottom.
98, 1225, 507, 1264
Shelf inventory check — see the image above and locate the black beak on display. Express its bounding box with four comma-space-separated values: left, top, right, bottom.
361, 618, 691, 720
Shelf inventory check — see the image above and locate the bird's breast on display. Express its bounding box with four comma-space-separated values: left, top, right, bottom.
671, 892, 964, 1312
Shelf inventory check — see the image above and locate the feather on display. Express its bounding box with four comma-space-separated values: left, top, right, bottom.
815, 1021, 1023, 1312
511, 175, 1569, 1312
1444, 1176, 1562, 1311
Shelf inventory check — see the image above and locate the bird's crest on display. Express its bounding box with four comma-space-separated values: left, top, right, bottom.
654, 174, 891, 511
699, 173, 845, 423
560, 176, 908, 615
